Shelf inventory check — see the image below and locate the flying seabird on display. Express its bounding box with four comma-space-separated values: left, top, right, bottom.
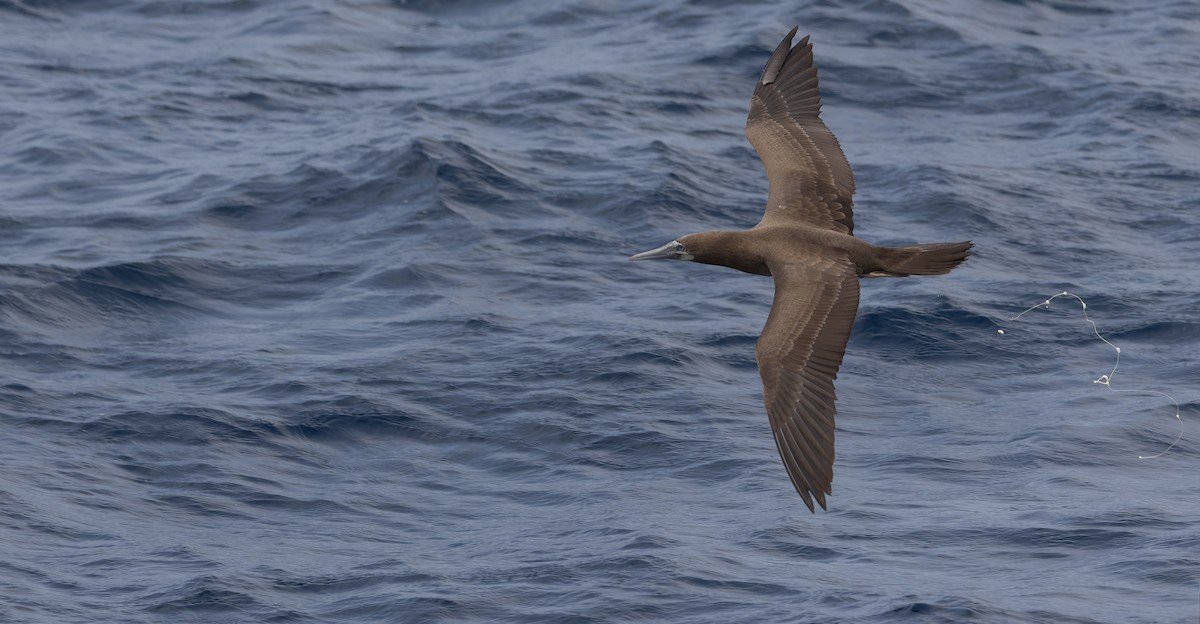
631, 27, 972, 513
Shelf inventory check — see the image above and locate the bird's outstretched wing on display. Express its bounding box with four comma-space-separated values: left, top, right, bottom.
745, 27, 856, 235
755, 256, 859, 512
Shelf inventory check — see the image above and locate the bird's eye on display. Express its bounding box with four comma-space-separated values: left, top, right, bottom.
673, 242, 685, 252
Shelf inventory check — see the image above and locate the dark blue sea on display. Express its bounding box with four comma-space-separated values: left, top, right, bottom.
2, 0, 1198, 622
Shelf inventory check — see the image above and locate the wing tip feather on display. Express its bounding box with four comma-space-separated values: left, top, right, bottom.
759, 25, 801, 86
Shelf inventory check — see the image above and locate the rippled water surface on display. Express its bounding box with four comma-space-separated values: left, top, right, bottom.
2, 0, 1198, 622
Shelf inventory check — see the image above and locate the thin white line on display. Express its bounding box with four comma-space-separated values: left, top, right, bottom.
1007, 291, 1183, 459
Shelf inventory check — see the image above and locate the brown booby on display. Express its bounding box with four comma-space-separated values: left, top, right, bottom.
631, 26, 972, 513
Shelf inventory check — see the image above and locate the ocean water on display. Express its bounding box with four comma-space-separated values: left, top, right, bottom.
1, 0, 1198, 622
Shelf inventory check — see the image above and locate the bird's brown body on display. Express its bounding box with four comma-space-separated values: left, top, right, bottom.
679, 226, 928, 277
631, 26, 971, 512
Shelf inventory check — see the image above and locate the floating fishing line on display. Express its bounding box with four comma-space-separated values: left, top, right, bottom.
1001, 291, 1182, 459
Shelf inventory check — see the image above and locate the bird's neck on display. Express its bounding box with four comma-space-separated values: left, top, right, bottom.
690, 230, 770, 276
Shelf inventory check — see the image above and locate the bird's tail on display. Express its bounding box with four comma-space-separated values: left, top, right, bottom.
876, 241, 973, 276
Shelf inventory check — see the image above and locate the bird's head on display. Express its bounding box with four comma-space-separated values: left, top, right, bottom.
629, 236, 696, 262
629, 231, 766, 275
631, 232, 732, 263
